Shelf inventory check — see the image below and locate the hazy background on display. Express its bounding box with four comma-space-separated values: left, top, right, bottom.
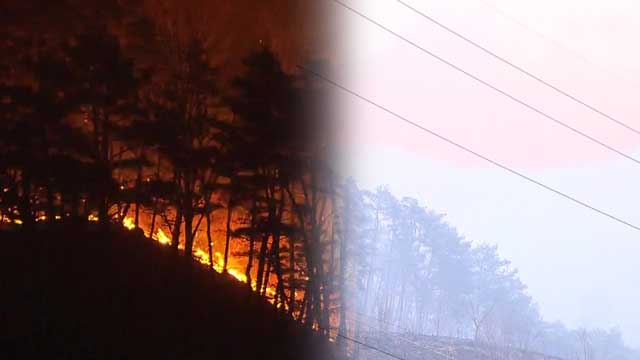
332, 0, 640, 348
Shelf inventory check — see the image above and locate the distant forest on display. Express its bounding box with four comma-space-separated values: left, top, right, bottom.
1, 0, 338, 335
339, 181, 640, 359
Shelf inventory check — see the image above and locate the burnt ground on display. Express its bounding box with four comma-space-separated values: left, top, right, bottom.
0, 222, 339, 360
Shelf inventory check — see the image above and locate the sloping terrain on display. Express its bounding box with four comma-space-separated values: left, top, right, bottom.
357, 331, 562, 360
0, 223, 337, 360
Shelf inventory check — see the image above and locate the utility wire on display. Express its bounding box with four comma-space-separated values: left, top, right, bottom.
297, 64, 640, 232
346, 311, 456, 360
316, 322, 407, 359
475, 0, 636, 87
330, 0, 640, 167
396, 0, 640, 136
335, 331, 408, 360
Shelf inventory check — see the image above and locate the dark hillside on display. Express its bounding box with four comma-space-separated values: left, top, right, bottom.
0, 223, 338, 360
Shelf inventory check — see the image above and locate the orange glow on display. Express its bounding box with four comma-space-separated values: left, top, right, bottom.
119, 216, 279, 300
123, 217, 136, 230
2, 210, 281, 307
0, 214, 64, 224
154, 228, 171, 245
0, 217, 23, 225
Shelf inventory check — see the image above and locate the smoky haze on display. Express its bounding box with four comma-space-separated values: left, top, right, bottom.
329, 0, 640, 357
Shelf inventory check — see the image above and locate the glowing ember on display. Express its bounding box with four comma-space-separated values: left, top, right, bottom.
2, 218, 24, 225
123, 217, 135, 230
154, 228, 171, 245
34, 215, 63, 222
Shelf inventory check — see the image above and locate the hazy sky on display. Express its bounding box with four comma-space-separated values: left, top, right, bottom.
332, 0, 640, 347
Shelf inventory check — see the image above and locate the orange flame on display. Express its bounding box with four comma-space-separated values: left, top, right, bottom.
119, 217, 277, 298
1, 212, 280, 304
123, 217, 135, 230
155, 228, 171, 245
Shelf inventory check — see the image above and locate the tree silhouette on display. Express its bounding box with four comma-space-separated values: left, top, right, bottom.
0, 1, 347, 356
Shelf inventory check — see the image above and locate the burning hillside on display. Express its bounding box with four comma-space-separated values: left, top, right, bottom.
0, 210, 282, 301
120, 214, 276, 297
0, 0, 340, 353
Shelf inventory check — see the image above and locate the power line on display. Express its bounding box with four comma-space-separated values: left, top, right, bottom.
330, 0, 640, 167
396, 0, 640, 136
316, 323, 408, 359
335, 331, 408, 360
346, 311, 456, 360
475, 0, 636, 86
297, 64, 640, 232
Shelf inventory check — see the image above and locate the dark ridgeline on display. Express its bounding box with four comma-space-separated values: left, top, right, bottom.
0, 225, 336, 360
0, 0, 341, 359
337, 183, 640, 360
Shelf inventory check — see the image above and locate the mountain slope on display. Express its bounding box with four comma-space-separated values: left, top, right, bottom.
0, 223, 337, 360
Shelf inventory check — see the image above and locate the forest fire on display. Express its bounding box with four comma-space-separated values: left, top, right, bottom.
118, 216, 276, 297
0, 211, 278, 299
0, 0, 339, 345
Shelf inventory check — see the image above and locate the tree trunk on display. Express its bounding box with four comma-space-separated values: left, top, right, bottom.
288, 230, 296, 316
245, 199, 257, 289
98, 187, 109, 229
134, 150, 142, 228
255, 233, 270, 296
46, 182, 56, 225
19, 171, 34, 229
171, 206, 182, 250
120, 202, 131, 225
149, 197, 158, 239
223, 195, 233, 272
257, 176, 277, 296
97, 112, 111, 230
271, 189, 286, 308
261, 253, 272, 297
171, 170, 182, 250
338, 186, 349, 341
206, 210, 213, 270
183, 194, 194, 257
